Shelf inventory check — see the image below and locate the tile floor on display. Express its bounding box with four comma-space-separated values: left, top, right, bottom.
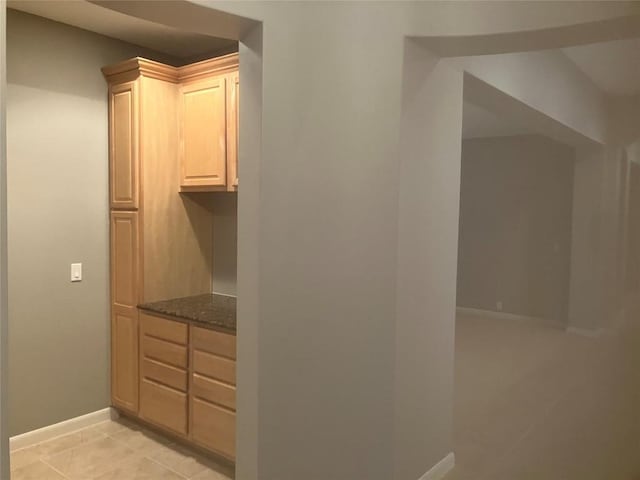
446, 310, 640, 480
10, 416, 234, 480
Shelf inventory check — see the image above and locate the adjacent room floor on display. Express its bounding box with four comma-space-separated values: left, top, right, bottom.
446, 310, 640, 480
10, 417, 234, 480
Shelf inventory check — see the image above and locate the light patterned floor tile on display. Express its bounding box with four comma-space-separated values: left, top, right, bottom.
109, 426, 171, 455
35, 427, 108, 458
93, 456, 186, 480
10, 446, 42, 471
92, 417, 140, 436
148, 443, 220, 478
11, 460, 66, 480
44, 436, 138, 480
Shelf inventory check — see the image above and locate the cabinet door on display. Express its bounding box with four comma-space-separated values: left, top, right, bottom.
111, 306, 139, 413
179, 76, 227, 190
140, 379, 188, 436
109, 81, 139, 209
191, 398, 236, 460
226, 72, 239, 191
110, 211, 139, 413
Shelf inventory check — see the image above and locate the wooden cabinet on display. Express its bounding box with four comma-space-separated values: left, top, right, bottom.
190, 325, 236, 460
226, 72, 239, 191
139, 313, 189, 436
179, 76, 228, 189
178, 54, 239, 192
110, 212, 139, 413
135, 312, 237, 460
104, 54, 237, 461
109, 81, 139, 210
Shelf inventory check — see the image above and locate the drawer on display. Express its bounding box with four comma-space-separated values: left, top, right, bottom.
140, 379, 187, 436
191, 398, 235, 460
192, 350, 235, 385
142, 335, 188, 368
192, 373, 235, 410
191, 326, 236, 359
141, 358, 187, 392
140, 312, 188, 345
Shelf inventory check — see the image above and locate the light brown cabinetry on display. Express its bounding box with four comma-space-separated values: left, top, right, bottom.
135, 313, 237, 460
179, 76, 228, 189
178, 54, 239, 192
190, 326, 236, 459
226, 72, 239, 191
139, 313, 189, 436
110, 211, 139, 413
109, 81, 139, 209
104, 58, 215, 417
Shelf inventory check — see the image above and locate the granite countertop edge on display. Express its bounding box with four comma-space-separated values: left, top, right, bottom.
138, 293, 237, 334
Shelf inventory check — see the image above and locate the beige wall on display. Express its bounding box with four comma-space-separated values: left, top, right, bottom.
457, 135, 575, 323
6, 9, 174, 436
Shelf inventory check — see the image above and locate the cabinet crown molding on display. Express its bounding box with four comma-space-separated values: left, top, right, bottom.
178, 53, 239, 83
102, 53, 239, 85
102, 57, 180, 83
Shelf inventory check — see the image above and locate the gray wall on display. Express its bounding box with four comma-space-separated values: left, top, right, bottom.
6, 9, 174, 436
211, 194, 237, 296
457, 135, 575, 323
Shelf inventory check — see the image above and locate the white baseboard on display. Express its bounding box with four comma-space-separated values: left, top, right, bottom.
10, 407, 118, 451
456, 306, 561, 327
566, 326, 604, 338
418, 452, 455, 480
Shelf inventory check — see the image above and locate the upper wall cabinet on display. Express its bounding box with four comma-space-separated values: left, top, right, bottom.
179, 54, 239, 193
179, 75, 228, 190
226, 72, 239, 192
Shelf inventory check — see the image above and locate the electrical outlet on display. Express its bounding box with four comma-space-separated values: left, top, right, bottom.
496, 301, 503, 311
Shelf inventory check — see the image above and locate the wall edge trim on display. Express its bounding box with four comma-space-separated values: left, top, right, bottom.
417, 452, 455, 480
456, 306, 564, 328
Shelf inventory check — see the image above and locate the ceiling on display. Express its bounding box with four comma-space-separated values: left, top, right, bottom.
7, 0, 237, 60
462, 102, 532, 139
562, 38, 640, 97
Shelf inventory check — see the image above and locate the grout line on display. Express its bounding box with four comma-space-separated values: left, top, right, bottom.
39, 457, 73, 480
145, 456, 191, 479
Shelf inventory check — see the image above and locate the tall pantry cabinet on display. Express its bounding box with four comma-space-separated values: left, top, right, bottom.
104, 57, 224, 414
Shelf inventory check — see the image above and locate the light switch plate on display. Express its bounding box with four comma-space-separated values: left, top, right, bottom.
71, 263, 82, 282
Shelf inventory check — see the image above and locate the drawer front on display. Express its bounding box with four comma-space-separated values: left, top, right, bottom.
141, 358, 187, 392
192, 350, 235, 385
140, 312, 188, 345
191, 398, 235, 460
140, 379, 187, 436
191, 326, 236, 359
142, 335, 188, 368
192, 373, 235, 410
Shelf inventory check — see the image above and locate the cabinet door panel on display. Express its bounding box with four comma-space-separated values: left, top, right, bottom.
193, 350, 235, 385
111, 211, 139, 308
180, 77, 227, 189
191, 398, 235, 460
140, 312, 188, 345
140, 379, 188, 436
141, 335, 188, 369
192, 373, 235, 410
111, 306, 138, 413
226, 72, 239, 191
141, 358, 188, 392
192, 326, 236, 360
109, 81, 139, 209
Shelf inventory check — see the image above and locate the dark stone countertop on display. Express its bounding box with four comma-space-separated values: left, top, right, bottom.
138, 293, 236, 334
